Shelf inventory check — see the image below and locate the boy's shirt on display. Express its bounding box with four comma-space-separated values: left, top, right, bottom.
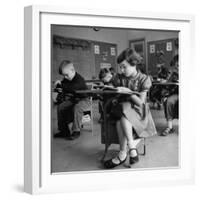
56, 72, 88, 104
61, 72, 87, 93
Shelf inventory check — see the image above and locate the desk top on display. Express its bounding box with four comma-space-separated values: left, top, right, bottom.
152, 82, 179, 86
75, 89, 139, 96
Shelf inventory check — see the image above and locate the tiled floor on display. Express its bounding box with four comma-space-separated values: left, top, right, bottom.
51, 103, 179, 173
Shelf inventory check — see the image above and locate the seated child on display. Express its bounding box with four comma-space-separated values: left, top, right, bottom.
54, 60, 91, 140
99, 68, 113, 85
161, 54, 179, 136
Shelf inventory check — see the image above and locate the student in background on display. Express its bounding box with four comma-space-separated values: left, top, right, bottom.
98, 68, 113, 85
109, 67, 116, 76
161, 54, 179, 136
98, 68, 114, 122
149, 65, 171, 109
53, 60, 91, 140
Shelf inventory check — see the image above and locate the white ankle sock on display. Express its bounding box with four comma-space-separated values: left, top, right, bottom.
112, 150, 127, 164
128, 140, 137, 157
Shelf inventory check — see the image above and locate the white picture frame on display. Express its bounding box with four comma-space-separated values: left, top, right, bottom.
24, 5, 195, 194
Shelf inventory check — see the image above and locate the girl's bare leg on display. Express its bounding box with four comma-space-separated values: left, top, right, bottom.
120, 116, 138, 157
111, 120, 127, 164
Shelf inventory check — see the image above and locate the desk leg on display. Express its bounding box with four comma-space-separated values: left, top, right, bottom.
140, 137, 146, 156
100, 143, 109, 162
100, 99, 113, 162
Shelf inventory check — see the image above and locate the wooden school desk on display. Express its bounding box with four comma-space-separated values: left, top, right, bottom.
75, 89, 140, 161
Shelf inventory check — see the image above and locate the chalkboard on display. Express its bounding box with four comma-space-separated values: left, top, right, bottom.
52, 46, 95, 83
52, 35, 117, 83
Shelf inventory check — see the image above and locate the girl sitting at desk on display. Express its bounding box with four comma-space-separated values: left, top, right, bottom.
104, 48, 156, 169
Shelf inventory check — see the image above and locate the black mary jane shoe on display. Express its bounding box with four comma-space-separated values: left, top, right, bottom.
54, 131, 67, 138
71, 131, 80, 139
129, 148, 139, 165
104, 156, 127, 169
54, 131, 74, 140
160, 127, 175, 136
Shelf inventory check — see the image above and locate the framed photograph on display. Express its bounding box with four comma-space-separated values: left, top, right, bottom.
24, 5, 195, 194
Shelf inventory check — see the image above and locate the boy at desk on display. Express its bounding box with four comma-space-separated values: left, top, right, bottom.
53, 60, 90, 140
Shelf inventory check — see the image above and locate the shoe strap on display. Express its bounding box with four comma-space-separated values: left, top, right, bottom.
164, 127, 172, 133
116, 156, 122, 163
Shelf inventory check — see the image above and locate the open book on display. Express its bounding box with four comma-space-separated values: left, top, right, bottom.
102, 85, 139, 95
102, 85, 118, 91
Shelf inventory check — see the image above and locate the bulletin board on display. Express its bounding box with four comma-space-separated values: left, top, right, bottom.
93, 41, 117, 77
147, 38, 178, 76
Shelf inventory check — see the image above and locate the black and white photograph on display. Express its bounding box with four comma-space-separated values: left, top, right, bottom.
51, 25, 179, 173
1, 0, 199, 197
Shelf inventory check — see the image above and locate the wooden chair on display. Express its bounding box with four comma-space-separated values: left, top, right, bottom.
81, 83, 94, 135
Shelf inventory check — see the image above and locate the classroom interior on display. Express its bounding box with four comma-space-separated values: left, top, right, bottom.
51, 25, 179, 173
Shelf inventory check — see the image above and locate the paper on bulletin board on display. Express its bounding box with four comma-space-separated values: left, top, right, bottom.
100, 63, 111, 69
94, 45, 100, 54
150, 44, 155, 54
166, 42, 172, 51
110, 47, 116, 56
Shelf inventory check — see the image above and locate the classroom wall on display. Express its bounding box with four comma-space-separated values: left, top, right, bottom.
52, 25, 179, 52
127, 30, 179, 42
52, 26, 179, 76
52, 25, 129, 54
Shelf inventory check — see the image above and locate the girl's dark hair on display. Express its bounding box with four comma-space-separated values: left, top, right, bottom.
58, 60, 72, 75
117, 48, 142, 66
98, 68, 110, 80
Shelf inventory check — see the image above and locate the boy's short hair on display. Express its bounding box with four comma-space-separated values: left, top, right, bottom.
98, 68, 110, 80
117, 48, 142, 66
109, 67, 115, 74
58, 60, 73, 75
